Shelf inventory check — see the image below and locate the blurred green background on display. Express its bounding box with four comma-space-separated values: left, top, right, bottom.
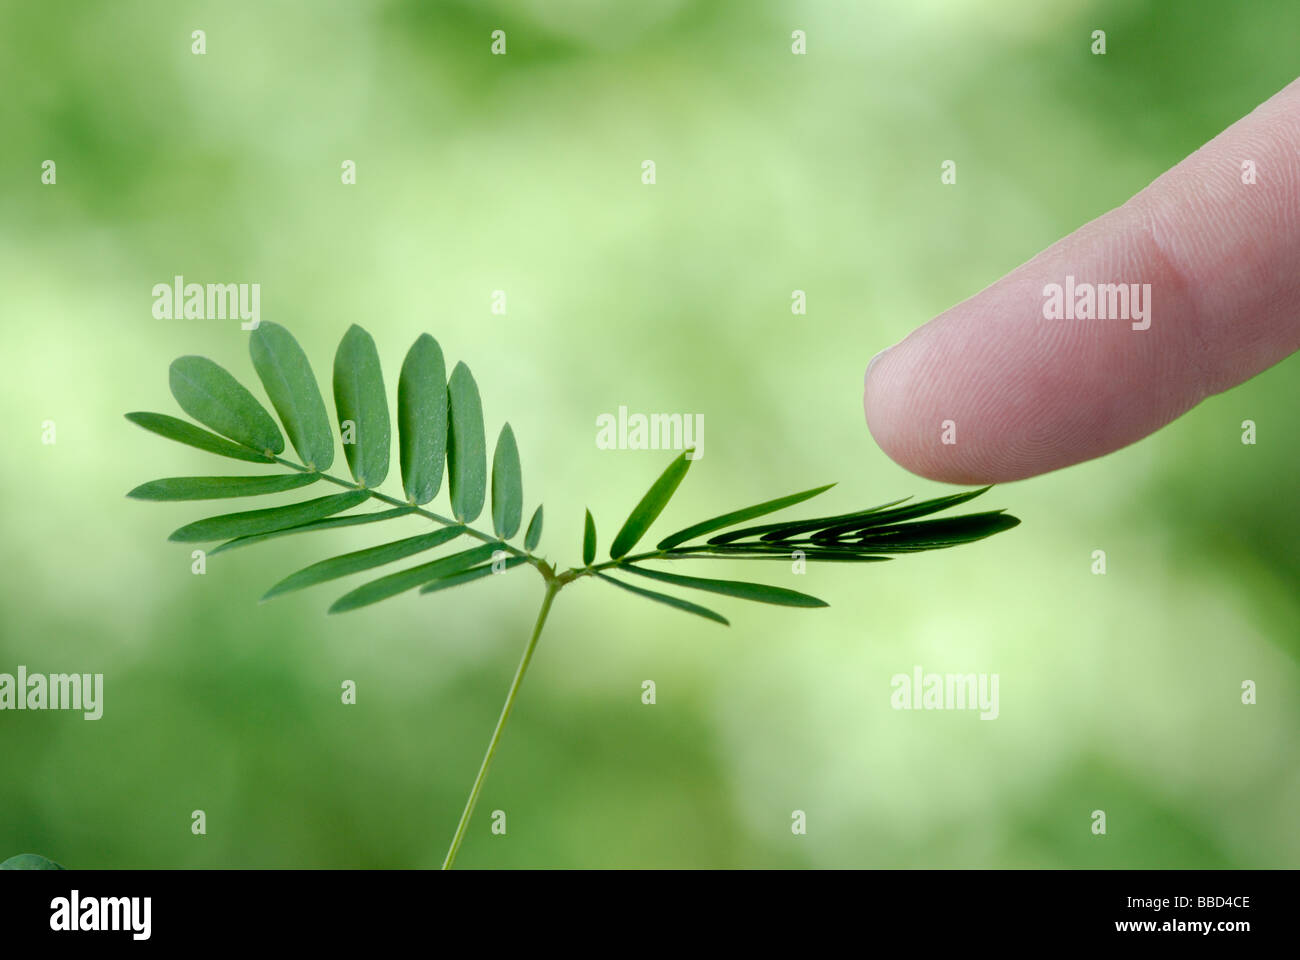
2, 0, 1297, 868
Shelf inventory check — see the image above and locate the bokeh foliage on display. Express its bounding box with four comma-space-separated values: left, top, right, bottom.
1, 0, 1297, 867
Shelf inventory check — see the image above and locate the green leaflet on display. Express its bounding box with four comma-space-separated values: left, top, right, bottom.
126, 412, 275, 464
250, 322, 334, 470
168, 491, 369, 542
686, 508, 1019, 557
446, 362, 487, 522
621, 565, 827, 607
168, 356, 284, 454
851, 511, 1020, 550
0, 854, 64, 870
732, 490, 990, 546
609, 449, 693, 559
397, 334, 447, 505
333, 324, 390, 487
329, 543, 500, 613
262, 526, 466, 601
524, 505, 543, 551
709, 500, 910, 545
491, 424, 523, 539
127, 473, 319, 501
672, 547, 892, 563
583, 509, 596, 565
814, 487, 993, 539
594, 573, 728, 625
418, 556, 528, 594
210, 506, 415, 555
656, 483, 835, 549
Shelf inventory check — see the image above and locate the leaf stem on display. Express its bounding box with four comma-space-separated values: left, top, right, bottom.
581, 549, 668, 576
441, 579, 560, 869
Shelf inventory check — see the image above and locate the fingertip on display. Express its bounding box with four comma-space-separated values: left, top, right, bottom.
864, 329, 1000, 484
863, 77, 1300, 485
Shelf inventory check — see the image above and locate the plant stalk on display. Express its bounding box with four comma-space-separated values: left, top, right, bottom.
441, 579, 560, 869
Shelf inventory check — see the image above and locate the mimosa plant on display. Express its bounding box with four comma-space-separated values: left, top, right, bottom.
127, 323, 1020, 868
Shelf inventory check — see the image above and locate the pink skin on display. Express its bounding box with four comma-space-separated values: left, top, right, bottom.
864, 77, 1300, 483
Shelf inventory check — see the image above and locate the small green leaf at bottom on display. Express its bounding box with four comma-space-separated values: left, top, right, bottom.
595, 572, 728, 625
655, 483, 835, 549
524, 505, 543, 551
621, 565, 827, 607
609, 450, 693, 559
125, 412, 275, 463
128, 473, 319, 501
210, 506, 414, 555
583, 509, 596, 565
262, 526, 466, 601
330, 543, 499, 613
491, 424, 523, 539
419, 555, 528, 594
168, 491, 369, 542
